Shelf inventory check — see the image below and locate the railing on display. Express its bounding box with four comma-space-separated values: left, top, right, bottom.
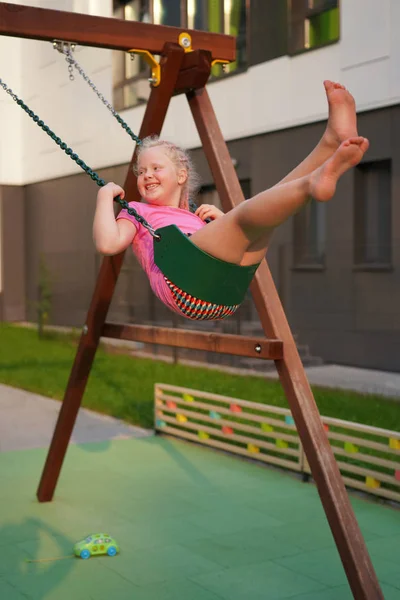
154, 383, 400, 503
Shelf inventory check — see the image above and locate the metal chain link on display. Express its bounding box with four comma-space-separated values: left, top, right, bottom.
67, 59, 74, 81
0, 76, 159, 239
54, 43, 142, 146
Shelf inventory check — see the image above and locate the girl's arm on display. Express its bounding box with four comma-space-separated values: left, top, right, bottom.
93, 182, 137, 255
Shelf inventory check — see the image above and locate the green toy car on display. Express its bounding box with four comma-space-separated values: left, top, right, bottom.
74, 533, 119, 559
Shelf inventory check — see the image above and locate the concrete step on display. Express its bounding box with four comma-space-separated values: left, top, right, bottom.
237, 354, 324, 373
219, 322, 324, 369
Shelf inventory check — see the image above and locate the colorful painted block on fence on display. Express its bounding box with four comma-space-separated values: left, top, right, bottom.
247, 443, 260, 453
261, 423, 274, 432
166, 401, 177, 410
389, 438, 400, 450
198, 431, 210, 440
222, 426, 234, 435
284, 415, 295, 426
276, 439, 288, 449
156, 419, 166, 428
176, 414, 188, 423
395, 471, 400, 482
323, 424, 330, 433
183, 393, 194, 402
156, 399, 163, 407
344, 442, 358, 453
366, 476, 380, 489
209, 411, 221, 419
230, 403, 242, 413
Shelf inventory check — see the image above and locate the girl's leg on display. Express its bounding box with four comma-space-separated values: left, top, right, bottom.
239, 81, 359, 265
276, 81, 358, 187
189, 137, 369, 266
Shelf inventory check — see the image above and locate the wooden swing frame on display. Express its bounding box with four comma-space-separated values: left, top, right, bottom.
0, 3, 384, 599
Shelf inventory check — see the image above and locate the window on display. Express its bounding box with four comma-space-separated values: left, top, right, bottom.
153, 0, 182, 26
290, 0, 339, 55
185, 0, 247, 76
354, 160, 392, 268
113, 0, 247, 109
197, 179, 251, 211
293, 198, 326, 267
113, 1, 152, 111
198, 186, 222, 211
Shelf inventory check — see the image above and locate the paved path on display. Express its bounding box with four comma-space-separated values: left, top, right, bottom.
0, 383, 152, 452
264, 364, 400, 399
129, 349, 400, 400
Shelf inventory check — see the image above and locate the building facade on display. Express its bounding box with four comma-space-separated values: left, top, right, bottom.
1, 0, 399, 371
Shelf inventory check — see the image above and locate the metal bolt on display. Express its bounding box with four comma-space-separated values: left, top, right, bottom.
82, 324, 88, 335
148, 77, 157, 84
255, 343, 262, 354
180, 36, 191, 48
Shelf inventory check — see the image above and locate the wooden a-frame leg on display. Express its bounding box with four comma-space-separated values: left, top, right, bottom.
187, 86, 383, 600
36, 43, 185, 503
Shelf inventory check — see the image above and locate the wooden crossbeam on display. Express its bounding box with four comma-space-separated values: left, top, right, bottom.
102, 322, 283, 360
0, 2, 235, 60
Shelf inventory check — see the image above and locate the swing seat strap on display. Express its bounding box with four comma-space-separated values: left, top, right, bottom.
153, 225, 259, 306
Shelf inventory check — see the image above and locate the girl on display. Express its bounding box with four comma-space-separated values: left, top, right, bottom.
93, 81, 369, 321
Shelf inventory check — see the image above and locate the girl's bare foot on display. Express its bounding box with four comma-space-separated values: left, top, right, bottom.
310, 136, 369, 202
323, 80, 358, 149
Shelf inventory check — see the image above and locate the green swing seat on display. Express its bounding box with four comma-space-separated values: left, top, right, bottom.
153, 225, 260, 306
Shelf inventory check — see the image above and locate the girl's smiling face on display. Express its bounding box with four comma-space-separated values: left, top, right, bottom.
136, 146, 187, 207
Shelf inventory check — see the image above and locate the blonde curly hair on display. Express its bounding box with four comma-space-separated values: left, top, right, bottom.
134, 135, 201, 210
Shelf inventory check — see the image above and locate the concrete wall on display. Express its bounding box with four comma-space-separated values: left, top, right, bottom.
0, 186, 26, 321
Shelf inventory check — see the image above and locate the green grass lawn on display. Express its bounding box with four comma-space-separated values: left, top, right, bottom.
0, 323, 399, 431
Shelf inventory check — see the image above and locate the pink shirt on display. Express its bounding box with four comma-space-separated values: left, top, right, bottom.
117, 201, 206, 314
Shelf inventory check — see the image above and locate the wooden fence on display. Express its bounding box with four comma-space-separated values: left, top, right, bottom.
154, 383, 400, 503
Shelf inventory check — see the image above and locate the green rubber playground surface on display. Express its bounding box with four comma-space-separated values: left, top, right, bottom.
0, 435, 399, 600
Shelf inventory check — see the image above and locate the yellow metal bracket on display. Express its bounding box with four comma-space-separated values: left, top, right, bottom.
211, 59, 230, 73
178, 33, 231, 73
128, 41, 231, 86
178, 32, 193, 52
128, 49, 160, 86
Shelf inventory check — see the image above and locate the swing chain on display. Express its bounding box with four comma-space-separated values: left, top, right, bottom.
0, 77, 160, 239
0, 78, 17, 101
120, 200, 161, 239
53, 41, 75, 80
67, 59, 74, 81
53, 42, 142, 146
